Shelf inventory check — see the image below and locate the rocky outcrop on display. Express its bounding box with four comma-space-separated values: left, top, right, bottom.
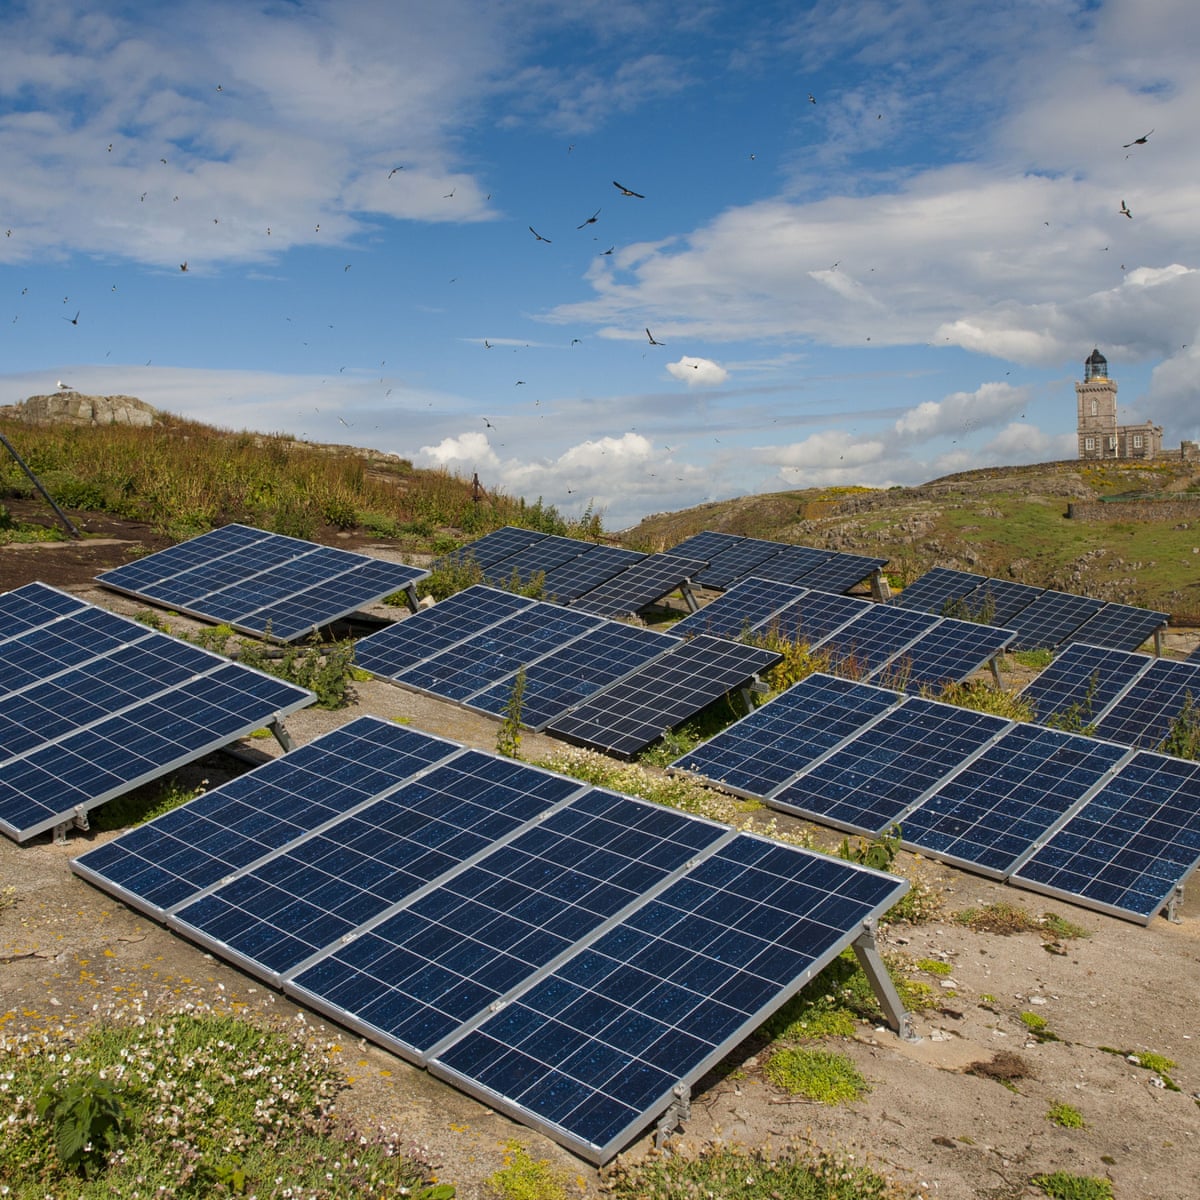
0, 391, 159, 427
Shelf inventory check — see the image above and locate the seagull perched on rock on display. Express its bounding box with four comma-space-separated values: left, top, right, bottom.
56, 379, 72, 391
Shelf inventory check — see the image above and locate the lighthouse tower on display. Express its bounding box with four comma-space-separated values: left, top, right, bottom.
1075, 349, 1161, 460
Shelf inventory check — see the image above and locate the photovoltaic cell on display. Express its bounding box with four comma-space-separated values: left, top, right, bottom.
0, 580, 88, 636
571, 553, 707, 618
892, 567, 987, 614
669, 578, 808, 641
793, 552, 887, 595
694, 539, 790, 590
430, 834, 907, 1164
71, 718, 458, 916
467, 623, 680, 730
433, 527, 549, 570
482, 536, 595, 587
741, 545, 833, 585
354, 586, 536, 679
286, 789, 729, 1060
546, 635, 781, 758
759, 590, 871, 645
671, 674, 899, 799
1091, 657, 1200, 749
1005, 589, 1106, 651
1188, 644, 1200, 665
961, 578, 1043, 625
816, 604, 940, 674
667, 531, 745, 563
1020, 643, 1150, 729
1011, 751, 1200, 924
169, 750, 584, 983
897, 724, 1129, 877
1060, 602, 1169, 653
871, 617, 1014, 693
540, 546, 645, 603
771, 699, 1011, 834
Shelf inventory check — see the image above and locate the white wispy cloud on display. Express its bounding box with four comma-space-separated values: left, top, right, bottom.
666, 356, 728, 386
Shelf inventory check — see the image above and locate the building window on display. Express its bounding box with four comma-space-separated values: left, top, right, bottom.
1084, 437, 1095, 450
1108, 436, 1117, 449
1091, 399, 1098, 416
1133, 434, 1143, 448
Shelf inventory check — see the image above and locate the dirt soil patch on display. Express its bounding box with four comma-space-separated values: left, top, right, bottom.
2, 519, 1200, 1200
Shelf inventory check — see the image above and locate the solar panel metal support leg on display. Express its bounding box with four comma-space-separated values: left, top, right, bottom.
268, 718, 296, 752
988, 656, 1004, 689
655, 1082, 691, 1150
1165, 883, 1184, 924
403, 584, 420, 614
851, 921, 919, 1042
870, 570, 891, 603
680, 582, 700, 614
52, 806, 90, 846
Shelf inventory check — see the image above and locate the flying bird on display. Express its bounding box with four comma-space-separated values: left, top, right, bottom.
612, 180, 645, 198
577, 209, 601, 229
64, 310, 80, 325
602, 245, 614, 255
484, 339, 492, 349
646, 328, 664, 346
483, 418, 496, 428
1123, 129, 1153, 147
180, 261, 189, 271
1119, 200, 1132, 219
387, 166, 404, 178
808, 92, 816, 104
528, 226, 552, 243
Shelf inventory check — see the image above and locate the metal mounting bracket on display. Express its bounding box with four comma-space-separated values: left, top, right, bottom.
852, 919, 919, 1042
1165, 882, 1184, 924
268, 718, 295, 753
52, 806, 90, 846
655, 1082, 691, 1149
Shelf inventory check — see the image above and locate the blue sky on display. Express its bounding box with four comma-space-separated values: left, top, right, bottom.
2, 0, 1198, 529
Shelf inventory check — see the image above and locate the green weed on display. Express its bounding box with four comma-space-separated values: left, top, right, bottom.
763, 1048, 869, 1104
1046, 1101, 1086, 1129
485, 1140, 569, 1200
1030, 1171, 1113, 1199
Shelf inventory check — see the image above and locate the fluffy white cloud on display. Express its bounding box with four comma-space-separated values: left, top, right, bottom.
665, 356, 728, 386
893, 381, 1030, 441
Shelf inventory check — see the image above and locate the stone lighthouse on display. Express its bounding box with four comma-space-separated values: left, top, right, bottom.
1075, 348, 1161, 460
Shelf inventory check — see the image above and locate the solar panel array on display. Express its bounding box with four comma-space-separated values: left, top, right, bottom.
570, 552, 706, 618
97, 524, 428, 642
74, 716, 909, 1164
0, 582, 314, 843
672, 671, 1200, 924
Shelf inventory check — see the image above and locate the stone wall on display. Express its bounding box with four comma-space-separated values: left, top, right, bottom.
1066, 497, 1200, 522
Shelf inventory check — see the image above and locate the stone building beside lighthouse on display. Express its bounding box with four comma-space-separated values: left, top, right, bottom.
1075, 348, 1162, 460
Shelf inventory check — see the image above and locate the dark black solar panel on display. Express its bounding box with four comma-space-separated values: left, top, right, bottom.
671, 674, 899, 799
1005, 589, 1106, 651
354, 586, 536, 679
1020, 643, 1150, 730
758, 590, 872, 646
961, 578, 1043, 625
898, 724, 1129, 877
433, 526, 550, 570
772, 698, 1011, 834
540, 545, 645, 602
546, 635, 781, 758
1091, 658, 1200, 750
871, 616, 1014, 693
430, 834, 907, 1164
467, 623, 680, 730
817, 604, 941, 675
694, 538, 790, 590
793, 552, 887, 595
1060, 603, 1169, 653
97, 524, 428, 641
571, 553, 707, 618
741, 545, 834, 584
669, 578, 808, 641
892, 567, 988, 614
482, 536, 596, 587
667, 530, 746, 565
1011, 751, 1200, 924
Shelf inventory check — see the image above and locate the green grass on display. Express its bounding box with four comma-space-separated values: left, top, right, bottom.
764, 1047, 870, 1104
1030, 1171, 1113, 1200
1046, 1101, 1086, 1129
484, 1140, 569, 1200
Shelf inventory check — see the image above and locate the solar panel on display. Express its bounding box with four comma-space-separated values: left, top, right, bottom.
546, 635, 781, 758
354, 586, 536, 679
740, 545, 834, 585
168, 750, 586, 984
1060, 602, 1169, 653
286, 788, 729, 1061
771, 698, 1011, 834
667, 531, 746, 564
71, 718, 459, 917
892, 567, 987, 614
694, 538, 789, 590
871, 616, 1014, 693
671, 674, 899, 800
391, 604, 604, 704
1005, 589, 1106, 651
540, 545, 645, 603
0, 579, 89, 635
793, 553, 887, 595
1011, 751, 1200, 924
669, 578, 808, 641
570, 553, 707, 618
756, 590, 872, 646
0, 584, 314, 844
816, 604, 941, 675
960, 577, 1043, 625
482, 536, 595, 587
97, 524, 428, 641
430, 834, 907, 1164
467, 623, 680, 731
1020, 643, 1151, 730
897, 724, 1129, 877
433, 526, 550, 570
1188, 644, 1200, 665
1091, 657, 1200, 749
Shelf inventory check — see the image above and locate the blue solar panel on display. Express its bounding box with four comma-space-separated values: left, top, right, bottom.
430, 834, 907, 1164
1005, 589, 1106, 652
467, 623, 680, 731
669, 578, 808, 641
1188, 644, 1200, 665
1091, 658, 1200, 749
672, 674, 899, 799
0, 580, 89, 636
816, 604, 940, 674
1020, 643, 1151, 730
757, 590, 872, 646
570, 553, 706, 618
871, 617, 1014, 693
961, 578, 1043, 625
483, 536, 595, 587
169, 751, 585, 983
1061, 603, 1169, 653
1011, 751, 1200, 924
391, 604, 603, 703
893, 568, 987, 614
286, 789, 729, 1060
695, 539, 789, 590
897, 725, 1130, 877
540, 546, 645, 602
71, 718, 458, 917
793, 553, 887, 595
546, 635, 781, 758
771, 698, 1011, 834
98, 524, 428, 641
354, 586, 536, 679
434, 527, 550, 570
668, 531, 745, 563
741, 545, 833, 585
